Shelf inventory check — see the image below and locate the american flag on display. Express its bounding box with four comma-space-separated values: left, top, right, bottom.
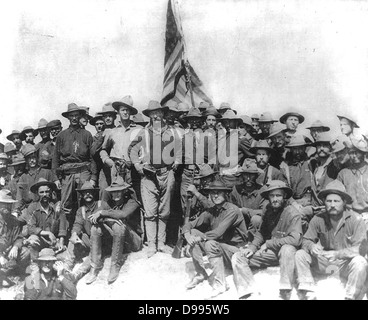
161, 0, 212, 107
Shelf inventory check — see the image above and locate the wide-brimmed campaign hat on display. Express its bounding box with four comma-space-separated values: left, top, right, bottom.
260, 180, 293, 199
0, 189, 17, 204
217, 102, 231, 112
177, 102, 190, 114
142, 100, 168, 117
131, 113, 149, 127
112, 95, 138, 115
4, 143, 16, 154
306, 120, 330, 132
279, 111, 305, 124
165, 100, 181, 113
79, 106, 93, 121
220, 110, 243, 125
249, 139, 274, 154
194, 164, 217, 179
8, 154, 26, 166
183, 107, 204, 119
239, 158, 260, 174
19, 126, 38, 141
61, 103, 87, 118
99, 102, 117, 115
47, 119, 62, 129
285, 135, 311, 148
105, 176, 132, 192
204, 106, 221, 118
203, 180, 232, 192
76, 180, 99, 193
239, 115, 253, 128
37, 118, 49, 130
267, 122, 287, 139
30, 178, 56, 194
6, 130, 21, 141
36, 248, 57, 261
198, 101, 210, 112
331, 137, 348, 154
90, 113, 104, 126
21, 144, 38, 158
350, 138, 368, 153
337, 115, 359, 129
318, 180, 352, 204
258, 112, 277, 123
251, 114, 260, 121
313, 132, 332, 146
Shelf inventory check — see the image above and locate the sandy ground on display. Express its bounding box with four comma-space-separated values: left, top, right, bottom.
0, 244, 351, 300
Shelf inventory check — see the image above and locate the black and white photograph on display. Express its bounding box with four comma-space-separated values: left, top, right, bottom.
0, 0, 368, 302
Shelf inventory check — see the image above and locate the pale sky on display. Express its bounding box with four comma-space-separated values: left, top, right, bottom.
1, 0, 368, 144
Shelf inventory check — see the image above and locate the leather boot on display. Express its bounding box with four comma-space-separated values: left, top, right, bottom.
107, 224, 125, 284
85, 268, 100, 285
145, 220, 157, 258
157, 220, 171, 254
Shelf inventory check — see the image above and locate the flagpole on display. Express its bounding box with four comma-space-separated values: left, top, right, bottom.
173, 0, 196, 108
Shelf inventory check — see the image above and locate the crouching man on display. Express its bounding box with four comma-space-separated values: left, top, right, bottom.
85, 176, 142, 285
64, 181, 110, 283
231, 180, 302, 300
295, 180, 368, 300
183, 181, 248, 299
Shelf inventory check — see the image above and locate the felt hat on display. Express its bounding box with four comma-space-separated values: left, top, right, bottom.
239, 158, 260, 174
285, 135, 311, 148
112, 95, 138, 115
19, 126, 38, 141
4, 143, 16, 154
267, 122, 287, 139
37, 118, 49, 130
76, 180, 99, 193
90, 113, 104, 126
177, 102, 190, 113
350, 138, 368, 153
0, 189, 17, 203
0, 153, 8, 161
258, 112, 277, 123
203, 180, 232, 192
249, 139, 274, 154
260, 180, 293, 199
204, 106, 221, 118
239, 115, 253, 128
105, 176, 132, 192
8, 154, 26, 166
251, 114, 260, 121
47, 120, 62, 129
165, 101, 181, 113
318, 180, 352, 204
279, 112, 305, 124
306, 120, 330, 132
183, 107, 204, 119
79, 106, 93, 121
198, 101, 210, 112
194, 164, 217, 179
21, 144, 38, 158
220, 110, 243, 125
313, 132, 332, 146
36, 248, 57, 261
142, 100, 168, 117
131, 113, 149, 127
30, 178, 56, 194
99, 103, 117, 115
6, 130, 21, 141
337, 115, 359, 129
61, 103, 87, 118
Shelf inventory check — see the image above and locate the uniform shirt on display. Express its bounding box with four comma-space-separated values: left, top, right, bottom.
230, 184, 267, 219
15, 167, 54, 213
39, 140, 55, 169
100, 122, 142, 163
72, 200, 110, 237
27, 202, 67, 238
249, 203, 302, 252
182, 202, 248, 247
0, 212, 24, 254
52, 126, 97, 180
257, 164, 287, 186
100, 191, 141, 235
337, 162, 368, 213
129, 124, 178, 169
302, 210, 367, 259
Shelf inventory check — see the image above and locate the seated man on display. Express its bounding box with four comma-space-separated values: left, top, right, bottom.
22, 178, 67, 261
231, 180, 302, 300
64, 181, 110, 283
183, 181, 248, 299
295, 180, 367, 300
23, 248, 77, 300
0, 189, 29, 286
85, 176, 142, 285
229, 159, 268, 238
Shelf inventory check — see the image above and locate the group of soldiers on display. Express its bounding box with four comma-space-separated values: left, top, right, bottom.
0, 95, 367, 300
